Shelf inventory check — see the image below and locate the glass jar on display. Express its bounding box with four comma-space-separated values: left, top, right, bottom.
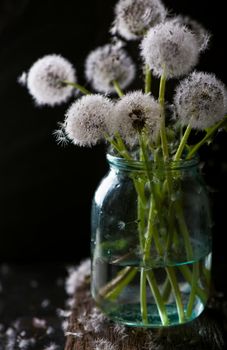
91, 154, 212, 327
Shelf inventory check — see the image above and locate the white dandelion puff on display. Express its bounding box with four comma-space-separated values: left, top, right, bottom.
94, 339, 118, 350
110, 91, 161, 146
141, 22, 200, 78
168, 15, 211, 52
85, 44, 135, 93
174, 71, 227, 129
65, 259, 91, 295
111, 0, 167, 40
26, 54, 76, 106
64, 95, 114, 147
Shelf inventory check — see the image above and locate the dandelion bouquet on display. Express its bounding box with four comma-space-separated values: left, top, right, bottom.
20, 0, 227, 327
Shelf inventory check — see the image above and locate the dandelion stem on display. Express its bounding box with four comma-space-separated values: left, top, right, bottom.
174, 124, 192, 161
113, 80, 124, 97
187, 116, 227, 159
105, 268, 137, 300
62, 80, 91, 95
146, 271, 169, 325
166, 267, 185, 323
159, 71, 169, 162
99, 267, 136, 297
186, 262, 199, 318
178, 265, 207, 303
145, 65, 152, 94
140, 268, 148, 324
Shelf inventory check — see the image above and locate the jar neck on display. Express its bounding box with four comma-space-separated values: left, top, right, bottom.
107, 154, 199, 173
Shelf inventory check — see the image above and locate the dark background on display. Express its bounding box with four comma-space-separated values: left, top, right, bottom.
0, 0, 227, 265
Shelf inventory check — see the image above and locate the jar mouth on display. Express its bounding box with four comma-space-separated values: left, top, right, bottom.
107, 153, 199, 172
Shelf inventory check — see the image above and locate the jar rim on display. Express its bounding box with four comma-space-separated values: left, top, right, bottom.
107, 153, 200, 172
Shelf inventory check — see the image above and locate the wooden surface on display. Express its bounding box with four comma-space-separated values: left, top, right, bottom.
64, 267, 226, 350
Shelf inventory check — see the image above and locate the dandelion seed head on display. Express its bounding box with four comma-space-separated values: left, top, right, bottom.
26, 54, 76, 106
141, 22, 200, 78
65, 259, 91, 295
94, 338, 118, 350
168, 15, 211, 52
65, 95, 114, 147
85, 44, 135, 93
110, 91, 161, 146
111, 0, 167, 40
174, 71, 227, 129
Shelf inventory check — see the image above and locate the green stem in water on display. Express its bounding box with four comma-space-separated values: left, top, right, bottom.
178, 265, 207, 303
187, 116, 227, 159
162, 278, 172, 303
174, 124, 192, 161
146, 271, 169, 326
113, 80, 124, 97
186, 262, 199, 318
166, 267, 185, 323
140, 268, 148, 324
99, 266, 135, 297
175, 202, 193, 261
62, 80, 91, 95
145, 65, 152, 94
105, 268, 137, 300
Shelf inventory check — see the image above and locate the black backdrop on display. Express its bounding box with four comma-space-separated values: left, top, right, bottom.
0, 0, 227, 264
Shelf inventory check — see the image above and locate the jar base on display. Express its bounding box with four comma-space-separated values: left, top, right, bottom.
98, 301, 205, 328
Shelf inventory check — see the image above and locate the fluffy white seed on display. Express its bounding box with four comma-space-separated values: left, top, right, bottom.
65, 95, 114, 147
141, 22, 200, 78
110, 91, 161, 146
85, 44, 135, 93
26, 54, 76, 106
94, 339, 118, 350
43, 344, 59, 350
111, 0, 167, 40
168, 16, 210, 52
174, 71, 227, 129
65, 259, 91, 295
78, 307, 108, 333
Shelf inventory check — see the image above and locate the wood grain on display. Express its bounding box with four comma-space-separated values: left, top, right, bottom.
64, 272, 225, 350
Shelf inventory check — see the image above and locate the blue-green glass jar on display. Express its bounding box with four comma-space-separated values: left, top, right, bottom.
91, 154, 212, 327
